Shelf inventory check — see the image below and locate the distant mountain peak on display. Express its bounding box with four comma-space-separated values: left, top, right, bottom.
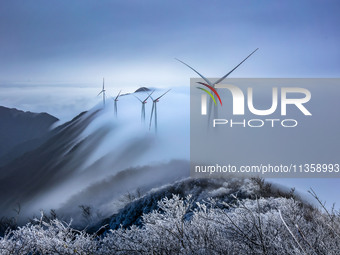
134, 87, 151, 93
0, 106, 58, 121
0, 106, 59, 161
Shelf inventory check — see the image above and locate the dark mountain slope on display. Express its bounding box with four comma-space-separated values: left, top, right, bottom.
0, 110, 103, 216
0, 106, 59, 164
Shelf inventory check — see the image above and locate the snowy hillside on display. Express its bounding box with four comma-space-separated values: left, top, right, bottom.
0, 177, 339, 254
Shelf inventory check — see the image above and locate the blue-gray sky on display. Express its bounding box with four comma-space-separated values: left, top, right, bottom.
0, 0, 339, 86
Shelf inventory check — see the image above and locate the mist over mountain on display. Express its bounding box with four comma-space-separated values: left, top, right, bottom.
59, 160, 189, 227
0, 106, 58, 165
0, 109, 101, 218
0, 88, 189, 224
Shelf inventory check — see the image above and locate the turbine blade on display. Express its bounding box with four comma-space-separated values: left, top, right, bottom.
103, 77, 105, 90
97, 90, 103, 96
149, 90, 156, 101
149, 102, 155, 130
175, 58, 213, 86
143, 90, 154, 102
115, 90, 122, 100
133, 95, 143, 103
213, 48, 259, 85
156, 89, 171, 101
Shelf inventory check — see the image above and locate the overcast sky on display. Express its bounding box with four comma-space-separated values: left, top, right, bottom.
0, 0, 339, 87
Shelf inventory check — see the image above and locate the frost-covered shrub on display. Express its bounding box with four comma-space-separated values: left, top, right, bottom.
0, 214, 98, 255
101, 195, 340, 255
0, 194, 339, 254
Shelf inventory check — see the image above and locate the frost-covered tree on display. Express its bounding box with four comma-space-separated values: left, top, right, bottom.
101, 194, 340, 254
0, 213, 98, 255
1, 191, 339, 254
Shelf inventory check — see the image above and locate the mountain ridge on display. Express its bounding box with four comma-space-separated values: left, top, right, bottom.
0, 106, 59, 163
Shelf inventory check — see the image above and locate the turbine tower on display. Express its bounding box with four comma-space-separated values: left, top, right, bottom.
176, 48, 258, 120
97, 78, 106, 107
149, 89, 171, 133
113, 90, 122, 117
134, 90, 154, 123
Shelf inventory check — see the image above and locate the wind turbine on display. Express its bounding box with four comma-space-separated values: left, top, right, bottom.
113, 90, 122, 117
134, 90, 154, 123
149, 89, 171, 133
176, 48, 258, 119
97, 78, 106, 107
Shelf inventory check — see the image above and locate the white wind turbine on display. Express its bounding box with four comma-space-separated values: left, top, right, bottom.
113, 90, 122, 117
149, 89, 171, 133
97, 78, 106, 107
176, 48, 258, 119
134, 90, 154, 123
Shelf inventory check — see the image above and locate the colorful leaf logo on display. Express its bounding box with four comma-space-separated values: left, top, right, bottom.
196, 82, 222, 106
